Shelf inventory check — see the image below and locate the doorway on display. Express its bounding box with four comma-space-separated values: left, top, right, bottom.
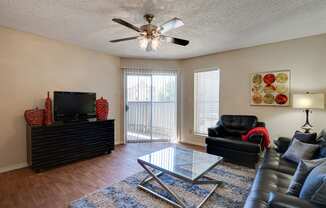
124, 70, 177, 143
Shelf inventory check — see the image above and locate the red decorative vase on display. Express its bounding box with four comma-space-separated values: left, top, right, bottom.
24, 107, 44, 126
44, 91, 53, 125
96, 97, 109, 121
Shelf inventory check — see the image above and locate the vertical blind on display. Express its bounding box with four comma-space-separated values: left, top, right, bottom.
124, 69, 177, 142
194, 69, 220, 135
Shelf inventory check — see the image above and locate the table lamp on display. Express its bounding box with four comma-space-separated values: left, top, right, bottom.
293, 93, 324, 133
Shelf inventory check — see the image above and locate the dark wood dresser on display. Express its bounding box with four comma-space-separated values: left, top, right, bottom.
26, 119, 114, 172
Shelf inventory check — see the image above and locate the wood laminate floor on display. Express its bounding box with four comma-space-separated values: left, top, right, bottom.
0, 143, 204, 208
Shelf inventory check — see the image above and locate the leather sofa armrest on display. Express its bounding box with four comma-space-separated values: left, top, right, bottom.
206, 136, 261, 153
275, 137, 292, 154
268, 192, 319, 208
208, 125, 222, 137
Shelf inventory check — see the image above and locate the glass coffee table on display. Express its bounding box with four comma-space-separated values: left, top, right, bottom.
137, 147, 223, 208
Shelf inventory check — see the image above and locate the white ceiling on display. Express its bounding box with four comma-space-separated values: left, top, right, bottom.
1, 0, 326, 59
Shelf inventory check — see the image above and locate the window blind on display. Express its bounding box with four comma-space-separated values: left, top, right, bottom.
194, 69, 220, 135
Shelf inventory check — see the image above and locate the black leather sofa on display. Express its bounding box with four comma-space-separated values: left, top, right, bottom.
244, 131, 326, 208
206, 115, 265, 168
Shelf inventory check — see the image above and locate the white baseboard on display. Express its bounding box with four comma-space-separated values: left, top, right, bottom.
180, 139, 206, 147
115, 140, 125, 145
0, 162, 28, 173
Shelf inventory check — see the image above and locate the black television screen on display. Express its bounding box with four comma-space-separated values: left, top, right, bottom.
54, 91, 96, 121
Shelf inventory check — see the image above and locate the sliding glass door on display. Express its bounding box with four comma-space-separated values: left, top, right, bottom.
124, 70, 177, 143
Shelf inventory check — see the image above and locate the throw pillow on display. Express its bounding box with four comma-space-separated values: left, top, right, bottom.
282, 139, 320, 163
317, 129, 326, 141
316, 137, 326, 159
311, 182, 326, 205
299, 162, 326, 205
287, 158, 326, 196
292, 130, 317, 144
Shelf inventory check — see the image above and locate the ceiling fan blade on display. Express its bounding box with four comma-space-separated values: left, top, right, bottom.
110, 36, 138, 43
112, 18, 141, 32
159, 17, 184, 33
161, 36, 189, 46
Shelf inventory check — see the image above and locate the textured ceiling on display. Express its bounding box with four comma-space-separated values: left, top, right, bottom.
1, 0, 326, 59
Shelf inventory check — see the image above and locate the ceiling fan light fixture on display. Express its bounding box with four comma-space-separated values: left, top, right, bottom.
138, 36, 148, 50
151, 37, 160, 50
111, 15, 189, 51
138, 35, 160, 52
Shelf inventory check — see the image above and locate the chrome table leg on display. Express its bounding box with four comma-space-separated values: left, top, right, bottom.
138, 160, 187, 207
137, 160, 222, 208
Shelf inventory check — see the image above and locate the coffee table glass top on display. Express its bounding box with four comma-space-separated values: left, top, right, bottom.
138, 147, 223, 181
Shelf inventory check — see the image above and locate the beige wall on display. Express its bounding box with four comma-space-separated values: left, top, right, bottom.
1, 25, 326, 171
0, 27, 121, 172
180, 34, 326, 146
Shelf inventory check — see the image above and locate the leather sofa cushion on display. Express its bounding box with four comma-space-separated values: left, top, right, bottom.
251, 169, 292, 193
244, 192, 269, 208
222, 128, 244, 136
274, 137, 292, 154
222, 135, 242, 141
220, 115, 257, 129
220, 115, 258, 135
260, 148, 297, 175
244, 168, 292, 208
267, 192, 320, 208
206, 136, 260, 153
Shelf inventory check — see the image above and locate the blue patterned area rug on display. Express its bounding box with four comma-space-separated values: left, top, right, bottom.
70, 162, 255, 208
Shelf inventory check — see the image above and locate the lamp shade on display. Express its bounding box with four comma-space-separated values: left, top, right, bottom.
293, 93, 325, 109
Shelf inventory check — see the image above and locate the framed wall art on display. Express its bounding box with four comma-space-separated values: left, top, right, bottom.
250, 70, 290, 106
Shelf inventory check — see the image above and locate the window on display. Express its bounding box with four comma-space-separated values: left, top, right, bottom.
194, 69, 220, 135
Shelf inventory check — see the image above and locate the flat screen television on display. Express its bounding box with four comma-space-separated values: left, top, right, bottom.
54, 91, 96, 122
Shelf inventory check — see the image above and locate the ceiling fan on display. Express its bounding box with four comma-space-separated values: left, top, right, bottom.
110, 14, 189, 51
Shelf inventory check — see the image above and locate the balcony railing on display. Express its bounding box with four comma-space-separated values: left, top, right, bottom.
126, 101, 177, 142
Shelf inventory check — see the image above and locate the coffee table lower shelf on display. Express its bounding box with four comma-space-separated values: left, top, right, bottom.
137, 161, 222, 208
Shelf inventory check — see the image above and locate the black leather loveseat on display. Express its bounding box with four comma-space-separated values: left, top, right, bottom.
244, 130, 326, 208
206, 115, 265, 168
